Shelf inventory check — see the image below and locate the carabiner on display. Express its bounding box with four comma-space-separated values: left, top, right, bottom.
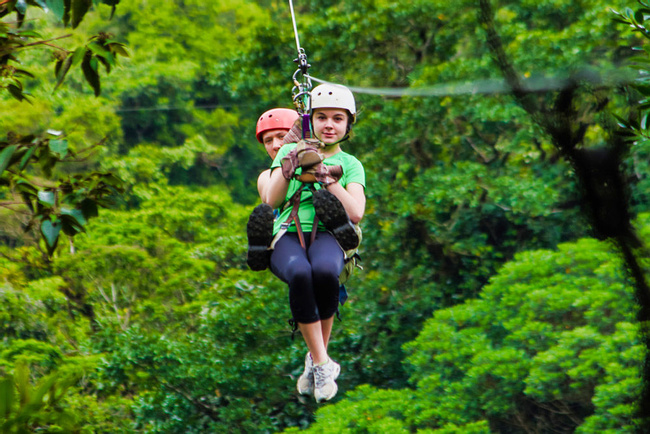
293, 48, 310, 75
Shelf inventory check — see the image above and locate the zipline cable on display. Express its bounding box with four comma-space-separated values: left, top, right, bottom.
307, 67, 638, 97
288, 0, 303, 59
75, 67, 638, 114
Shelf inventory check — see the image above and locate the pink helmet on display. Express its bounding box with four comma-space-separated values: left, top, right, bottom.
255, 108, 299, 143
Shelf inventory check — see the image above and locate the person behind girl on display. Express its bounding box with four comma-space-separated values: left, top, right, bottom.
255, 108, 300, 201
247, 108, 300, 271
264, 84, 366, 402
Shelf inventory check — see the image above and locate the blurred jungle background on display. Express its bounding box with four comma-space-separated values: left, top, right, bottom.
2, 0, 650, 432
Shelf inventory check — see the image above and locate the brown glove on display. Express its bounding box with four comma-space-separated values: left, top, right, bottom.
281, 139, 324, 180
297, 163, 343, 187
283, 118, 303, 145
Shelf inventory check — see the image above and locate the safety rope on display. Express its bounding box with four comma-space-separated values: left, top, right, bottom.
288, 0, 312, 139
288, 0, 304, 65
306, 68, 636, 97
103, 67, 636, 114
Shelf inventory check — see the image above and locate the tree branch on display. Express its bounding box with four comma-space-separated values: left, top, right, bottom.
0, 34, 72, 57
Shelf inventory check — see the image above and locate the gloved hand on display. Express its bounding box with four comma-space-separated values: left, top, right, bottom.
283, 118, 303, 145
281, 147, 300, 180
281, 139, 324, 180
297, 163, 343, 187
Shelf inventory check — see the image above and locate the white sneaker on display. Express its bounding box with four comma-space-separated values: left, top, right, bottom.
313, 358, 340, 403
296, 352, 314, 395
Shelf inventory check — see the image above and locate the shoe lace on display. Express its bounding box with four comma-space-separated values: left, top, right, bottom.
313, 364, 330, 388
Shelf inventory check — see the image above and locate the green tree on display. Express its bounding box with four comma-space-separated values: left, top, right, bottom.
1, 0, 127, 257
477, 0, 650, 423
292, 217, 648, 432
3, 0, 650, 431
1, 2, 131, 431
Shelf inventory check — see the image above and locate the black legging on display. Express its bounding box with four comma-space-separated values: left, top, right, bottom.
270, 231, 344, 324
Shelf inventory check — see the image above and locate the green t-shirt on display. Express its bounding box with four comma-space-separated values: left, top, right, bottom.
270, 143, 365, 234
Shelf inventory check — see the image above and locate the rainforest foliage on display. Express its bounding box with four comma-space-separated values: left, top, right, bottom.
1, 0, 650, 432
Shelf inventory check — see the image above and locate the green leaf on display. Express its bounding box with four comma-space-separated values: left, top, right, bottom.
71, 46, 87, 67
61, 208, 87, 236
0, 145, 18, 175
49, 139, 69, 158
108, 42, 129, 57
0, 377, 14, 419
63, 0, 71, 26
98, 172, 123, 187
612, 113, 631, 129
97, 54, 114, 73
13, 68, 35, 78
16, 30, 42, 38
71, 0, 92, 29
15, 10, 26, 28
61, 207, 87, 226
40, 218, 62, 253
15, 180, 38, 196
82, 56, 100, 96
88, 41, 111, 58
54, 55, 73, 91
641, 113, 649, 131
38, 190, 56, 206
7, 84, 30, 103
18, 145, 38, 171
54, 59, 63, 79
14, 363, 30, 406
46, 0, 66, 20
628, 55, 650, 64
635, 10, 645, 24
80, 198, 98, 219
611, 17, 631, 25
15, 0, 28, 14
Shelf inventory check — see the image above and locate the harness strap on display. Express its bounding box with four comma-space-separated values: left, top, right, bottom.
301, 114, 311, 140
310, 214, 319, 245
292, 201, 306, 248
270, 183, 321, 250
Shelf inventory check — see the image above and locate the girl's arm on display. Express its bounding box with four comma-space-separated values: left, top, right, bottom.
264, 167, 291, 209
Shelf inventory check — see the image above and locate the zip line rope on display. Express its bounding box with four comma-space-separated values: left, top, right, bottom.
308, 68, 638, 97
288, 0, 302, 58
104, 67, 637, 113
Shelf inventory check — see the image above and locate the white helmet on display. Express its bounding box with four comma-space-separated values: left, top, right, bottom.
311, 83, 356, 124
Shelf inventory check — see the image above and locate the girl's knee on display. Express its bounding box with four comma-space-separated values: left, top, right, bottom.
311, 262, 340, 284
287, 264, 312, 287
